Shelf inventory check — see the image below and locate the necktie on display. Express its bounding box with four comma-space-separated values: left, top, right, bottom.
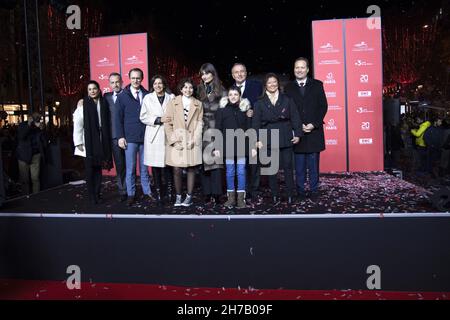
299, 82, 305, 96
113, 93, 117, 103
135, 91, 140, 104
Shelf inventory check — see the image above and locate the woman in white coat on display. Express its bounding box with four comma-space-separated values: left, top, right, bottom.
140, 75, 175, 205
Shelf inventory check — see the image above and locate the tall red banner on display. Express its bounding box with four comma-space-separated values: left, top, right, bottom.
119, 33, 149, 90
312, 20, 347, 172
312, 18, 383, 172
89, 33, 149, 176
89, 36, 120, 95
345, 18, 383, 171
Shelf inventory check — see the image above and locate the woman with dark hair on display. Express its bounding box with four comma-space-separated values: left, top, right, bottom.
253, 73, 302, 204
215, 86, 252, 208
73, 80, 113, 204
140, 75, 175, 206
197, 63, 226, 205
164, 78, 203, 207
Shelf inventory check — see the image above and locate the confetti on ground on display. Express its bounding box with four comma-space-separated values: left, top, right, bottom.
2, 172, 442, 215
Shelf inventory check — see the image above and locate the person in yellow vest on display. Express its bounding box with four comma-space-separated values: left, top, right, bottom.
411, 116, 431, 173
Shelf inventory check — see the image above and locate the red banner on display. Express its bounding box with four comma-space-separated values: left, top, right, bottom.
89, 36, 120, 95
89, 33, 149, 176
345, 18, 383, 171
119, 33, 149, 90
312, 20, 347, 172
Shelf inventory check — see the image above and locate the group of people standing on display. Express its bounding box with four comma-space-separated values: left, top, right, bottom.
73, 57, 328, 208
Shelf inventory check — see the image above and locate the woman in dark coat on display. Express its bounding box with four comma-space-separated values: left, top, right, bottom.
253, 73, 302, 204
215, 86, 252, 208
197, 63, 227, 205
73, 80, 112, 204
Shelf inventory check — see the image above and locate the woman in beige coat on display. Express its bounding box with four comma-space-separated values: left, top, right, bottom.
164, 78, 203, 207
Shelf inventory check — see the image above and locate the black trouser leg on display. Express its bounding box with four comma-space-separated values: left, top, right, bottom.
249, 162, 261, 196
153, 167, 162, 190
85, 159, 101, 203
112, 139, 127, 195
94, 165, 102, 199
280, 147, 294, 197
266, 148, 279, 197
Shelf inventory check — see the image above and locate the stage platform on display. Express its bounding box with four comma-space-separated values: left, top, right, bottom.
0, 172, 436, 215
1, 172, 449, 296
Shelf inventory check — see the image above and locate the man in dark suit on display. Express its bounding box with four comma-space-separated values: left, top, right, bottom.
231, 63, 263, 106
231, 63, 263, 201
104, 72, 127, 202
115, 68, 152, 206
285, 57, 328, 200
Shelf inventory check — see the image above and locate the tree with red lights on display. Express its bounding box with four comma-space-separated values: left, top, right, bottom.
47, 4, 102, 124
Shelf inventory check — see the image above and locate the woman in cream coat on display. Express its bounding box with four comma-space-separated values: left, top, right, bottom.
140, 75, 175, 205
164, 78, 203, 207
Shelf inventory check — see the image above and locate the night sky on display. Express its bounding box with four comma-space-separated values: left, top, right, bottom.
96, 0, 444, 81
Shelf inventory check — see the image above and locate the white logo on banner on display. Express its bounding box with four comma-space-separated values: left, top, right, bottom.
360, 74, 369, 83
359, 138, 373, 145
319, 60, 340, 65
355, 60, 374, 67
102, 87, 110, 94
125, 55, 144, 65
96, 57, 114, 67
326, 92, 337, 98
325, 72, 336, 84
358, 91, 372, 97
328, 105, 342, 111
353, 41, 374, 52
326, 119, 337, 130
98, 74, 108, 80
326, 139, 338, 146
318, 43, 339, 53
357, 107, 374, 113
361, 122, 371, 130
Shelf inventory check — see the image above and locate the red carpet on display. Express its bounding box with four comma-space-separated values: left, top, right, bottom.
1, 279, 448, 300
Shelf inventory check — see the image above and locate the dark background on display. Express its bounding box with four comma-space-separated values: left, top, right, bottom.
96, 0, 447, 79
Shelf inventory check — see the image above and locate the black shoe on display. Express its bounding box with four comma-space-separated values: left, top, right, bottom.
297, 192, 307, 202
143, 193, 156, 202
309, 191, 320, 201
272, 196, 280, 204
213, 195, 221, 206
120, 194, 128, 202
251, 194, 263, 205
204, 195, 213, 204
127, 196, 135, 206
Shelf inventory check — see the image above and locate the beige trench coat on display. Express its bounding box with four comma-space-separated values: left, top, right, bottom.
164, 95, 203, 168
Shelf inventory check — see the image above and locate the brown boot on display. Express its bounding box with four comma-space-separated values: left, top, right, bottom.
236, 191, 246, 208
224, 191, 236, 208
